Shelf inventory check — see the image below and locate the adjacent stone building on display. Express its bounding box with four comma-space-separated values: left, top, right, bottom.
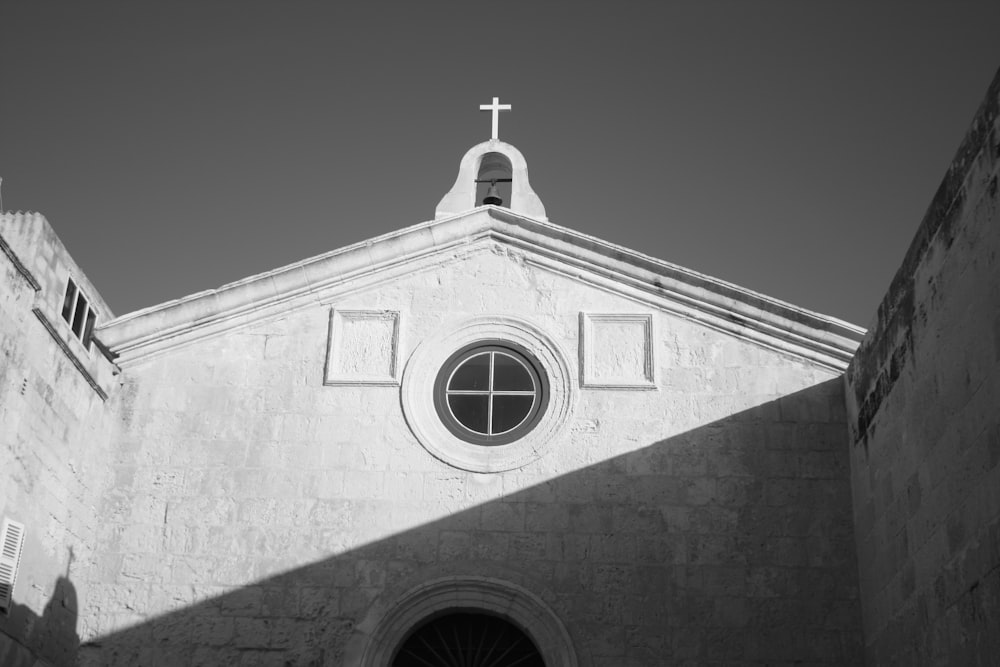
1, 71, 998, 666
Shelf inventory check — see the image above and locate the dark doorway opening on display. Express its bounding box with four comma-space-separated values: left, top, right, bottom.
392, 611, 545, 667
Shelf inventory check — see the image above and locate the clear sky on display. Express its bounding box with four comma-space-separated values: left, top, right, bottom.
2, 2, 999, 327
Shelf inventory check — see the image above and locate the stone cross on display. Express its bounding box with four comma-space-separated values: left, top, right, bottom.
479, 96, 511, 140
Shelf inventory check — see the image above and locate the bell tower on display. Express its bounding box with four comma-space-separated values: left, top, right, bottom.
434, 97, 547, 220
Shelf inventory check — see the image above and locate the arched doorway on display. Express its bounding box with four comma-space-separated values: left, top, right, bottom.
347, 576, 578, 667
393, 611, 545, 667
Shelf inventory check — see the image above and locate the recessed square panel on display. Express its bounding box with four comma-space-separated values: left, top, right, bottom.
580, 313, 656, 390
325, 309, 401, 385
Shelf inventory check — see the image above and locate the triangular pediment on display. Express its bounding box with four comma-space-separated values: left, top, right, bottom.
97, 207, 864, 369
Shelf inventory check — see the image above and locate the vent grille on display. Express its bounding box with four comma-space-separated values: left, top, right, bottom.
0, 519, 25, 612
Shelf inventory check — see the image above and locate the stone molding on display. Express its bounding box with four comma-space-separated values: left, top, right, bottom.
0, 232, 41, 291
324, 309, 401, 386
347, 575, 578, 667
32, 308, 110, 400
400, 315, 575, 473
97, 207, 865, 369
579, 312, 657, 390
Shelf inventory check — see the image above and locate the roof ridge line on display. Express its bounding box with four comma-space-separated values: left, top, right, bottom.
97, 208, 864, 369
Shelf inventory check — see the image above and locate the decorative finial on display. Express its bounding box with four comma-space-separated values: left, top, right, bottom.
479, 96, 511, 141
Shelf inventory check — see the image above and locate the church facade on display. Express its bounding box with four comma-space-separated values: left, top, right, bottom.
1, 73, 998, 666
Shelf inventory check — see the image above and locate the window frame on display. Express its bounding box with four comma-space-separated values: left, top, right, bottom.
60, 277, 97, 351
433, 341, 549, 446
400, 315, 575, 474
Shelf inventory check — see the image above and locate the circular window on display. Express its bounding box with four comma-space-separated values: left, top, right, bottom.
433, 342, 548, 445
400, 316, 576, 473
393, 612, 544, 667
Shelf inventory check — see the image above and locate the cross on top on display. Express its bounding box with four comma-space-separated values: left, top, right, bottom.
479, 96, 511, 140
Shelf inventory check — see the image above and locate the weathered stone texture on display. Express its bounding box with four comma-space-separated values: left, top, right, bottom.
0, 214, 118, 666
9, 68, 1000, 666
81, 248, 862, 664
845, 67, 1000, 665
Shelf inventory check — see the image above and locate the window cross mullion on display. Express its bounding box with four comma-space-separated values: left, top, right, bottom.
436, 344, 545, 444
487, 351, 495, 436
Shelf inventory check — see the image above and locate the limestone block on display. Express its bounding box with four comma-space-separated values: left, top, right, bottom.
220, 587, 263, 616
479, 501, 525, 532
509, 532, 549, 561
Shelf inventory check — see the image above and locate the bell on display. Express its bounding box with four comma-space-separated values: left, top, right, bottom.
482, 182, 503, 206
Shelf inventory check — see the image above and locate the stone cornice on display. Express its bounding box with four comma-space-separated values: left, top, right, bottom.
97, 207, 865, 370
32, 308, 110, 400
0, 231, 41, 291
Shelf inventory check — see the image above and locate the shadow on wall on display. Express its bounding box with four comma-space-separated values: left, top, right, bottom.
79, 379, 863, 666
0, 574, 80, 667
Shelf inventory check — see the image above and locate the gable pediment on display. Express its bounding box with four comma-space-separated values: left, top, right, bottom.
97, 207, 864, 369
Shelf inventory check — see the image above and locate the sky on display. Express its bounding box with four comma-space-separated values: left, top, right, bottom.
2, 2, 999, 328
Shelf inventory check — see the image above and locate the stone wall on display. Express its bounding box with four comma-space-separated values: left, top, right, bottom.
81, 247, 862, 665
845, 67, 1000, 665
0, 214, 119, 666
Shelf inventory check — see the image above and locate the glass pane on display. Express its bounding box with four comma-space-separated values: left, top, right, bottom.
83, 309, 97, 351
448, 395, 489, 434
61, 279, 77, 323
492, 352, 534, 391
72, 294, 89, 338
449, 353, 491, 390
491, 395, 535, 434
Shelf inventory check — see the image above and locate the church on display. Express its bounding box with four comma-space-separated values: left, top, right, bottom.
0, 74, 998, 666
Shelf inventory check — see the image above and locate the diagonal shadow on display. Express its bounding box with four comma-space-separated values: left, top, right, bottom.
78, 379, 863, 666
